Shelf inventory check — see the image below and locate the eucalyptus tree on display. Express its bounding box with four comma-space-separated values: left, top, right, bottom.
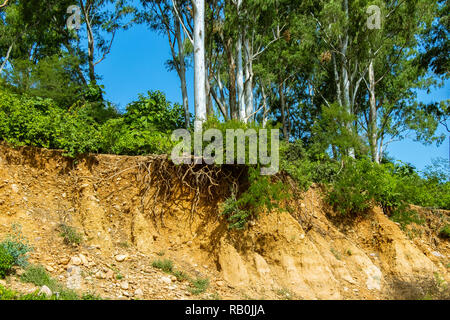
193, 0, 206, 131
418, 0, 449, 78
0, 0, 83, 91
77, 0, 133, 85
357, 0, 439, 163
137, 0, 192, 128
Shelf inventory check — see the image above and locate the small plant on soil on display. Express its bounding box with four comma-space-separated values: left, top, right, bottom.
118, 241, 130, 248
58, 224, 83, 245
82, 292, 103, 300
438, 224, 450, 239
188, 277, 209, 295
152, 259, 174, 273
330, 248, 342, 260
275, 288, 294, 300
116, 272, 124, 280
20, 264, 79, 300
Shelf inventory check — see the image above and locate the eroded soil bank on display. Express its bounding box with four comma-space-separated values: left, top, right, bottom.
0, 143, 448, 300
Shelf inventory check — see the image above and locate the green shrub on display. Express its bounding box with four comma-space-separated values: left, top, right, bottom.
188, 278, 209, 295
0, 247, 14, 278
280, 140, 341, 191
172, 270, 189, 281
81, 292, 103, 300
58, 224, 83, 245
0, 284, 19, 300
220, 167, 289, 230
20, 265, 55, 287
439, 224, 450, 239
325, 158, 385, 215
20, 264, 79, 300
390, 209, 424, 230
152, 259, 174, 273
0, 88, 184, 157
0, 224, 33, 268
100, 118, 174, 155
199, 117, 280, 166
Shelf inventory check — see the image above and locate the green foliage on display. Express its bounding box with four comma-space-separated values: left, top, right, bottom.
100, 117, 175, 155
152, 259, 174, 273
4, 54, 87, 107
125, 91, 186, 132
310, 103, 366, 158
322, 156, 448, 221
439, 224, 450, 239
390, 209, 424, 230
0, 247, 14, 278
172, 270, 189, 282
280, 140, 340, 191
0, 283, 97, 300
20, 264, 79, 300
325, 158, 385, 215
151, 259, 199, 289
100, 91, 184, 155
81, 293, 103, 300
0, 224, 33, 268
58, 224, 83, 246
220, 167, 289, 230
188, 278, 209, 295
0, 88, 184, 157
20, 265, 55, 288
198, 117, 279, 165
0, 284, 20, 300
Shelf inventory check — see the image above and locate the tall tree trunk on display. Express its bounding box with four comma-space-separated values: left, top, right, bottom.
174, 16, 190, 129
368, 58, 379, 163
261, 84, 268, 127
0, 43, 12, 74
226, 41, 237, 120
235, 0, 246, 122
193, 0, 206, 132
80, 0, 96, 84
342, 0, 355, 158
332, 52, 343, 107
279, 81, 288, 142
244, 34, 254, 121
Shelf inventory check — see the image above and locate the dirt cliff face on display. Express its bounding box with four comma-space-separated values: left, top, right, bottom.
0, 143, 448, 300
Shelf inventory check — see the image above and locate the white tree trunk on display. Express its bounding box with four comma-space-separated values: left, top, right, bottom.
342, 0, 355, 158
237, 37, 246, 122
193, 0, 206, 132
368, 58, 379, 163
261, 85, 269, 127
236, 0, 246, 122
244, 35, 254, 121
0, 43, 12, 74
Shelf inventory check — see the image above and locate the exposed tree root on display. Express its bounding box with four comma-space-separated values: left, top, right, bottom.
134, 156, 247, 226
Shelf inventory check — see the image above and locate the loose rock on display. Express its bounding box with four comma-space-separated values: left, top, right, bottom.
39, 285, 52, 298
115, 254, 128, 262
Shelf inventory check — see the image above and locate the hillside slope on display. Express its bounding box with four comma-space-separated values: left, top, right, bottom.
0, 143, 448, 300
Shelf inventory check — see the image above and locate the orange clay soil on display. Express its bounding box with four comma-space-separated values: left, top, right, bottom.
0, 142, 448, 300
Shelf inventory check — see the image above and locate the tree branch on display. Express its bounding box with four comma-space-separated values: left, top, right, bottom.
171, 0, 193, 46
0, 0, 9, 9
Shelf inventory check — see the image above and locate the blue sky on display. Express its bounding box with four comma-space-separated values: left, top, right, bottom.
96, 24, 449, 172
